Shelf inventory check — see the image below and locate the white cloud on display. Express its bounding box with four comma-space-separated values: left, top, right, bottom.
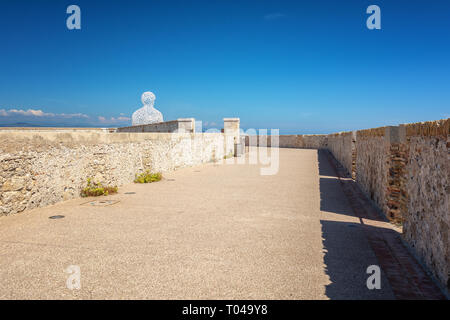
4, 109, 52, 117
0, 107, 130, 127
0, 108, 88, 118
59, 113, 90, 119
98, 116, 131, 124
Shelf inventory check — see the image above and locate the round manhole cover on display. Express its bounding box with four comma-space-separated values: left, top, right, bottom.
49, 215, 65, 219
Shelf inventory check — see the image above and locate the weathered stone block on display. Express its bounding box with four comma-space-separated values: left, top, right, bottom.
2, 176, 27, 191
1, 191, 24, 204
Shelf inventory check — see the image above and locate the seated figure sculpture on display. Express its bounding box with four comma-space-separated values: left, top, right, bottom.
132, 91, 164, 126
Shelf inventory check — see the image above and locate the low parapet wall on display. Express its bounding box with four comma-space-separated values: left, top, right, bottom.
327, 131, 356, 179
355, 127, 389, 217
355, 120, 448, 293
116, 118, 195, 133
0, 130, 233, 216
403, 120, 449, 291
245, 134, 328, 149
245, 119, 448, 293
245, 132, 354, 175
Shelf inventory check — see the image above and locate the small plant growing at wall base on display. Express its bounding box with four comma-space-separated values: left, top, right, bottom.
81, 178, 118, 197
134, 170, 162, 183
224, 152, 234, 159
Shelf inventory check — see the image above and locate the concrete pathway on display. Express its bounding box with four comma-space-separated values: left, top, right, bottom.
0, 148, 439, 299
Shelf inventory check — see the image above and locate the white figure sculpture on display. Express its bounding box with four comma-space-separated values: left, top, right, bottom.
132, 91, 164, 126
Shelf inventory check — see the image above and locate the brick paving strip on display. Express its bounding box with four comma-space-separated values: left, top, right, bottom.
323, 150, 447, 300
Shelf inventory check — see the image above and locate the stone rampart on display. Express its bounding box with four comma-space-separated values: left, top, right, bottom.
0, 129, 232, 216
1, 118, 448, 294
402, 119, 449, 291
327, 131, 355, 178
245, 134, 328, 149
244, 119, 448, 292
116, 118, 195, 133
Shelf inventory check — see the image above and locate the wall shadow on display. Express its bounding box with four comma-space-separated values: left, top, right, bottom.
317, 149, 340, 177
319, 176, 354, 216
318, 149, 398, 298
318, 149, 386, 222
321, 220, 396, 299
317, 149, 356, 216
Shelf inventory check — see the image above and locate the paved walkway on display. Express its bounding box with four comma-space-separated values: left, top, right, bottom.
0, 148, 444, 299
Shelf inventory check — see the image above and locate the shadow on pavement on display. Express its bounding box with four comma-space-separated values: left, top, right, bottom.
317, 149, 386, 222
318, 149, 396, 299
320, 220, 396, 299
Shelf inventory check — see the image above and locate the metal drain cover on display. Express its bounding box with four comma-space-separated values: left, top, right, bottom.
167, 179, 175, 181
49, 215, 65, 219
124, 192, 136, 194
81, 200, 120, 206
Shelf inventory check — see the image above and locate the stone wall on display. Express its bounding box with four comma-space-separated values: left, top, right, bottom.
116, 118, 195, 133
245, 134, 328, 149
353, 126, 408, 223
243, 119, 448, 293
354, 120, 449, 293
245, 131, 354, 177
301, 135, 328, 149
354, 127, 389, 215
0, 130, 232, 216
385, 134, 408, 223
327, 131, 355, 178
402, 119, 449, 291
224, 118, 241, 151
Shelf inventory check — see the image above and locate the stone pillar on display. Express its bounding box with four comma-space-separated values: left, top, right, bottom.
177, 118, 195, 133
384, 125, 408, 223
385, 125, 406, 145
351, 131, 357, 180
223, 118, 240, 139
223, 118, 240, 156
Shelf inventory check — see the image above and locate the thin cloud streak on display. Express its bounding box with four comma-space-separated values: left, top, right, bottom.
0, 108, 89, 118
0, 108, 131, 127
98, 116, 131, 124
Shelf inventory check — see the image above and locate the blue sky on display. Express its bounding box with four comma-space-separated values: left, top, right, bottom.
0, 0, 449, 133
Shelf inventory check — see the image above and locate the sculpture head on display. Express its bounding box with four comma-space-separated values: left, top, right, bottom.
141, 91, 156, 106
